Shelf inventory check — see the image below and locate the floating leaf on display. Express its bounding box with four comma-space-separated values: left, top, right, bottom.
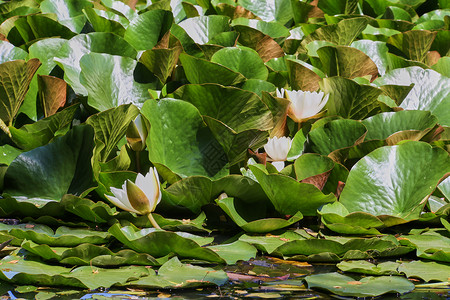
207, 241, 257, 264
305, 272, 414, 297
108, 224, 224, 263
337, 260, 401, 275
0, 254, 150, 289
0, 223, 110, 246
21, 240, 160, 267
128, 257, 228, 288
398, 260, 450, 282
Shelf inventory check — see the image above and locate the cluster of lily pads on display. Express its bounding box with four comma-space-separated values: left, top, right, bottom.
0, 0, 449, 298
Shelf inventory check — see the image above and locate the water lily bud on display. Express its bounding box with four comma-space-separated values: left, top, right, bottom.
285, 90, 329, 123
127, 114, 148, 151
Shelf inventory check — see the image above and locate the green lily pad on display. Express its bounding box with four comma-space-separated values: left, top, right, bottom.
79, 53, 155, 111
317, 45, 378, 81
9, 104, 78, 151
4, 125, 96, 201
128, 257, 228, 288
86, 104, 139, 163
0, 254, 150, 289
362, 110, 438, 143
307, 118, 367, 156
286, 58, 324, 91
373, 67, 450, 126
82, 7, 127, 36
275, 236, 413, 261
177, 15, 230, 45
161, 176, 213, 214
179, 53, 245, 86
207, 241, 257, 265
398, 260, 450, 282
337, 260, 401, 275
171, 83, 273, 134
21, 240, 161, 267
60, 194, 117, 224
399, 231, 450, 262
0, 40, 27, 63
339, 142, 450, 221
0, 59, 40, 125
250, 165, 336, 216
237, 0, 292, 24
108, 224, 224, 263
141, 98, 229, 179
123, 9, 172, 51
301, 17, 368, 47
54, 32, 137, 95
239, 230, 308, 254
217, 196, 303, 233
40, 0, 91, 33
210, 46, 268, 80
0, 195, 64, 218
305, 272, 414, 297
0, 223, 110, 246
231, 18, 290, 40
318, 202, 385, 235
387, 30, 436, 62
320, 77, 382, 120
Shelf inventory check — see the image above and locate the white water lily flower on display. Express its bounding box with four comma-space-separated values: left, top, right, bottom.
264, 136, 292, 171
106, 167, 161, 228
284, 89, 329, 123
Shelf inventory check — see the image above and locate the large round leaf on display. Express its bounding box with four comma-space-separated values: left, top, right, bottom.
124, 9, 173, 51
237, 0, 292, 24
179, 53, 245, 85
373, 66, 450, 126
305, 273, 414, 297
79, 53, 154, 111
171, 83, 273, 133
362, 110, 438, 142
0, 40, 27, 63
307, 119, 367, 156
210, 47, 268, 80
141, 98, 228, 179
321, 77, 383, 120
4, 125, 95, 201
177, 15, 230, 45
339, 141, 450, 220
249, 165, 336, 216
54, 32, 137, 95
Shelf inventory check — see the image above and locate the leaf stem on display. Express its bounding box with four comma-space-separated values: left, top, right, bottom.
136, 150, 140, 174
147, 213, 161, 230
0, 118, 11, 138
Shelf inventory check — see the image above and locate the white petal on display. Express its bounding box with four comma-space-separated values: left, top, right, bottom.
272, 161, 285, 172
134, 114, 146, 141
106, 187, 140, 214
276, 88, 285, 98
264, 136, 292, 161
136, 168, 161, 211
